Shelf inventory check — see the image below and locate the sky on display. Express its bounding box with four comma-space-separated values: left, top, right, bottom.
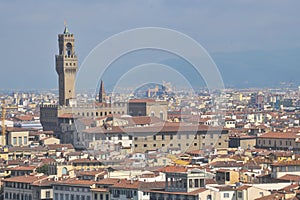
0, 0, 299, 90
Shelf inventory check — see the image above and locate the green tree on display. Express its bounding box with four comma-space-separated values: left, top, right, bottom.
36, 164, 48, 174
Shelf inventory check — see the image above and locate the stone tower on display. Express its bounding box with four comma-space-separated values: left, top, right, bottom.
55, 25, 78, 106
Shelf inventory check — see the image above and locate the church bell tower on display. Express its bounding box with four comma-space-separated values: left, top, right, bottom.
55, 24, 78, 106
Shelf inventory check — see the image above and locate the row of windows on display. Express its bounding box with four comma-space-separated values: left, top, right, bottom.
78, 111, 125, 117
258, 139, 294, 146
112, 189, 137, 198
65, 62, 76, 66
12, 136, 28, 146
5, 182, 30, 189
5, 192, 32, 200
54, 193, 91, 200
137, 134, 222, 141
94, 193, 109, 200
54, 186, 90, 192
136, 142, 222, 148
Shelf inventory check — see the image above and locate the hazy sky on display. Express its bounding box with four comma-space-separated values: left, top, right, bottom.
0, 1, 299, 90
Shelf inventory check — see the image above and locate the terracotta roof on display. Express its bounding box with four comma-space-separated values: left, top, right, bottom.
147, 188, 207, 196
10, 166, 36, 171
236, 185, 252, 191
272, 160, 300, 166
157, 166, 188, 173
258, 132, 299, 139
53, 179, 95, 186
31, 178, 56, 187
58, 113, 79, 119
47, 144, 74, 150
123, 116, 163, 126
9, 146, 47, 152
40, 158, 56, 164
3, 175, 48, 183
96, 178, 120, 185
111, 179, 140, 189
71, 158, 101, 164
14, 115, 34, 121
83, 123, 224, 134
210, 161, 244, 168
254, 193, 285, 200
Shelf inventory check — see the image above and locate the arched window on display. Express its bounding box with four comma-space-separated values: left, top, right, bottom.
62, 167, 68, 175
151, 111, 155, 117
66, 43, 72, 56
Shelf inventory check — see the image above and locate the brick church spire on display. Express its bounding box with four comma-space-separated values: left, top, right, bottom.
99, 80, 106, 103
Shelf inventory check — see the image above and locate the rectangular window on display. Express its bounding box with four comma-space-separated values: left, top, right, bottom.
224, 193, 229, 198
162, 134, 165, 140
200, 179, 204, 187
13, 137, 17, 145
24, 136, 28, 145
226, 172, 230, 181
18, 136, 22, 145
170, 135, 173, 140
238, 192, 243, 198
46, 191, 50, 198
195, 179, 199, 187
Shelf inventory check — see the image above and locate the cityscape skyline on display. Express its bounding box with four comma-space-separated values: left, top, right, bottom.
0, 1, 300, 89
2, 2, 300, 199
